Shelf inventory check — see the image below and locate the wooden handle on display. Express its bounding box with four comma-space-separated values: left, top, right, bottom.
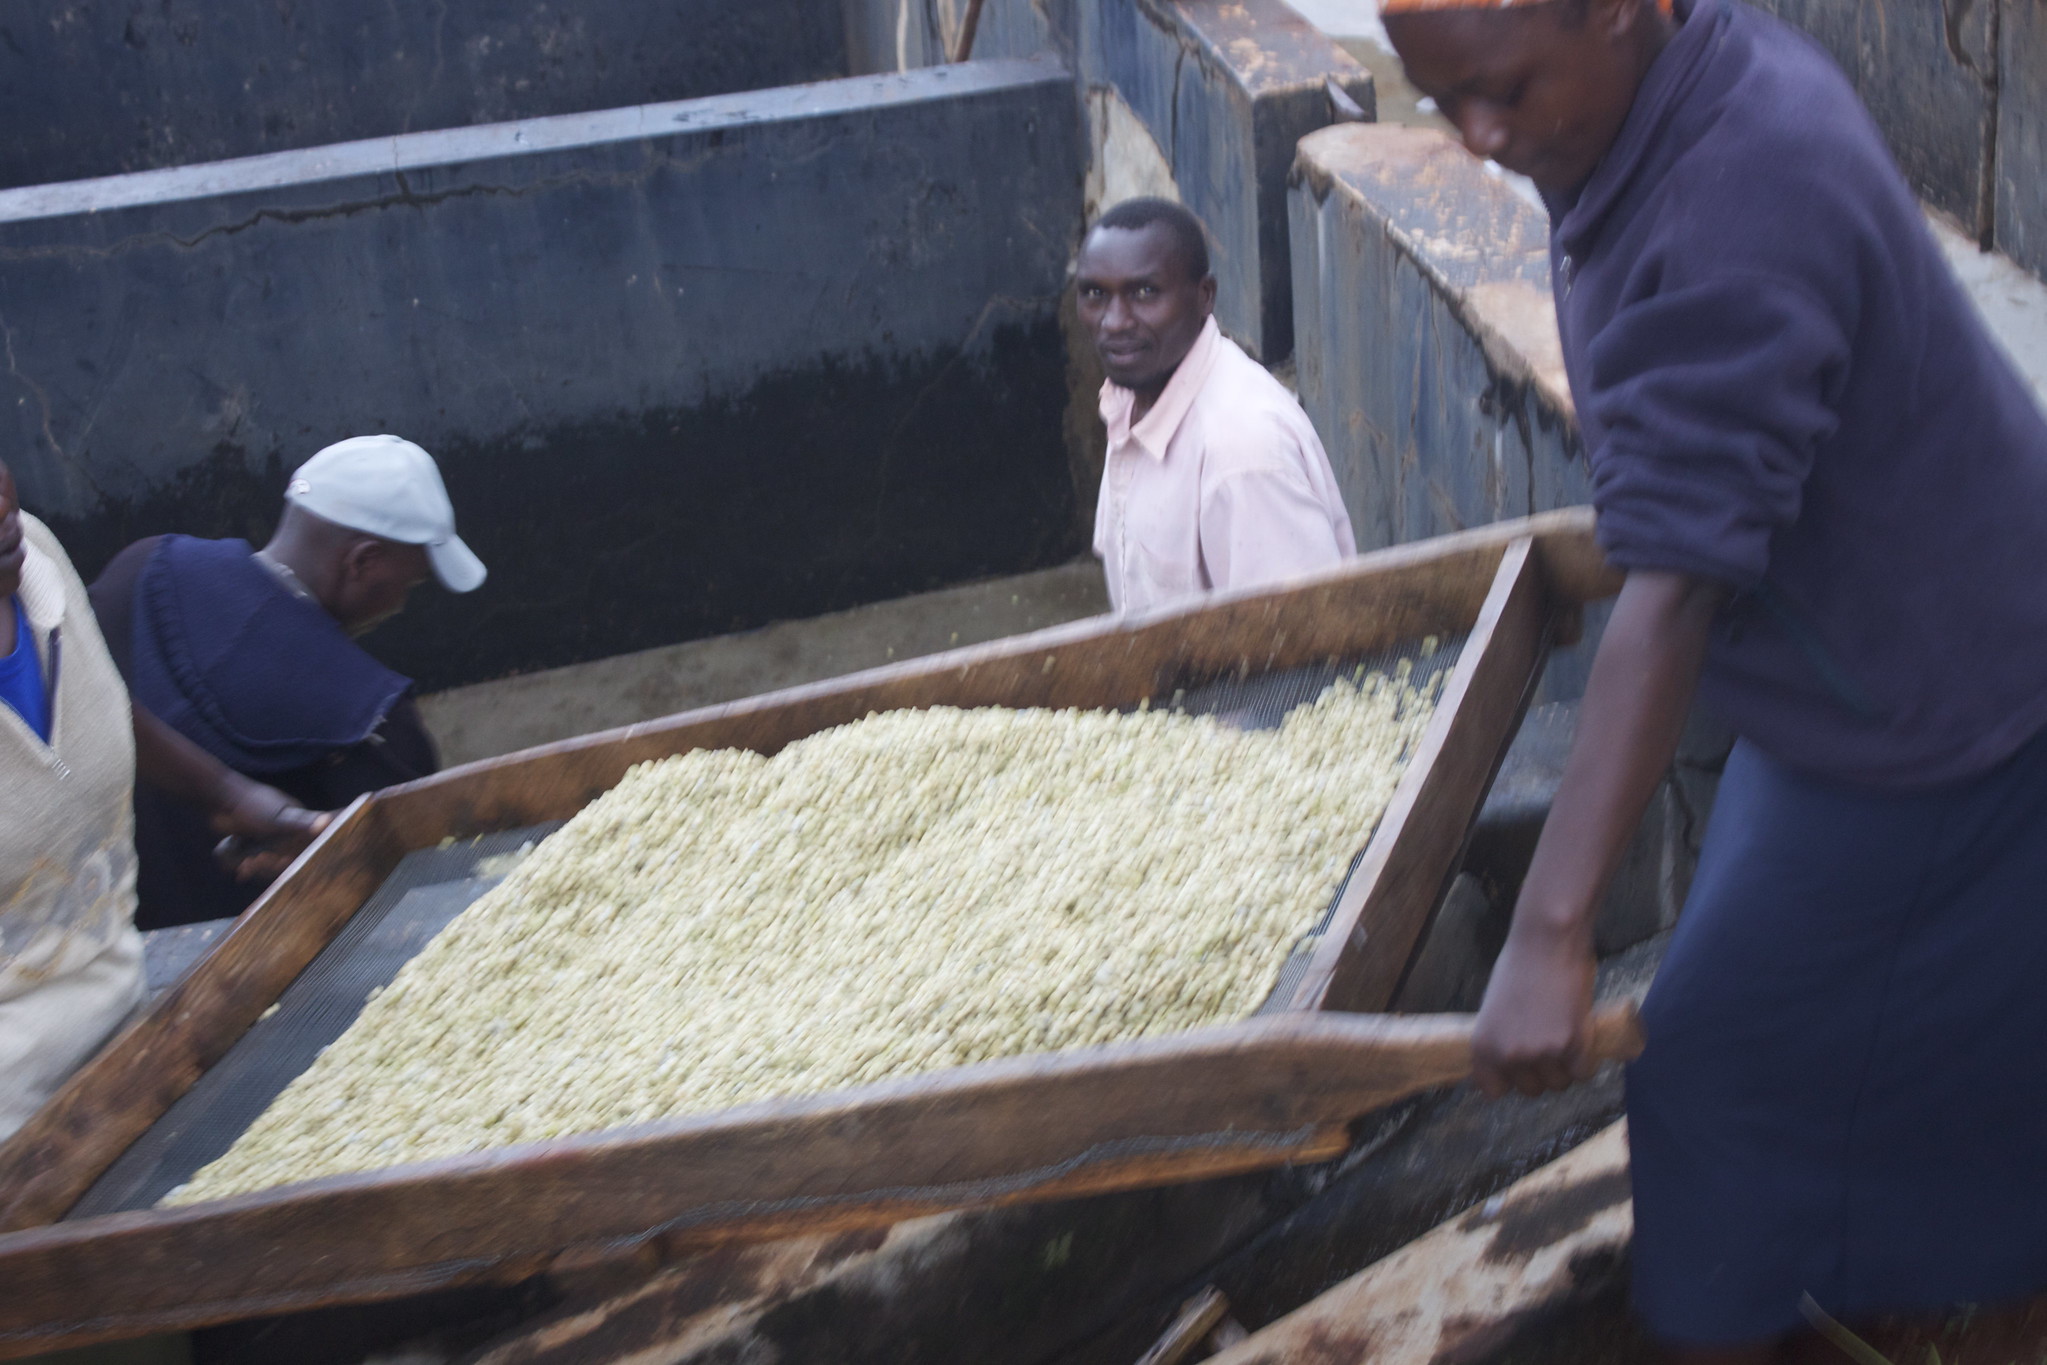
1587, 1000, 1647, 1065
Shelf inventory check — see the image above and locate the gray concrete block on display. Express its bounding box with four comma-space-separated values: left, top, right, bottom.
1999, 0, 2047, 280
1084, 0, 1373, 361
1288, 124, 1580, 557
1, 59, 1087, 691
1745, 0, 1998, 235
0, 0, 850, 190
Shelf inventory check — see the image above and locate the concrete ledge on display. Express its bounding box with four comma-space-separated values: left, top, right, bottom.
419, 562, 1111, 766
0, 0, 850, 190
1084, 0, 1374, 361
1288, 124, 1580, 558
1932, 210, 2047, 408
3, 58, 1086, 691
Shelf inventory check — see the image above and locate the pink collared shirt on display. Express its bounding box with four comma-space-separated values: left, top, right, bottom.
1093, 317, 1356, 613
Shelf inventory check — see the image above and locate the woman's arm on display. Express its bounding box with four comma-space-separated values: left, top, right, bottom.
1471, 568, 1726, 1097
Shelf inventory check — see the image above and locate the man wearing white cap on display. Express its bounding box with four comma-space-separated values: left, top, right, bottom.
90, 435, 486, 927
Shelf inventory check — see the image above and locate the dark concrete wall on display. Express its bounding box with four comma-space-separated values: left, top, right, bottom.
0, 0, 849, 190
1, 59, 1086, 692
845, 0, 1373, 363
1744, 0, 1997, 233
1746, 0, 2046, 281
1080, 0, 1373, 362
2000, 0, 2047, 279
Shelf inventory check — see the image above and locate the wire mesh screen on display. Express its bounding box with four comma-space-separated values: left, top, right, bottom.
1143, 635, 1467, 1015
70, 631, 1466, 1220
70, 826, 564, 1219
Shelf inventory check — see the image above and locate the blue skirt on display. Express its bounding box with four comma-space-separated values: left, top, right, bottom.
1627, 725, 2047, 1346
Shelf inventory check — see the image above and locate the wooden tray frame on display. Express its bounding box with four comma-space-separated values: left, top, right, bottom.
0, 510, 1618, 1356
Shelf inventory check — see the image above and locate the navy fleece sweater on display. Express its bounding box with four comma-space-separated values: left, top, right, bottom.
1549, 0, 2047, 789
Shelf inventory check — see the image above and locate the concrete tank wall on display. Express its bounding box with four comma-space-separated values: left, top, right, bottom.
1746, 0, 2046, 281
1078, 0, 1373, 362
1289, 123, 1599, 699
0, 0, 851, 190
1999, 0, 2047, 280
1, 58, 1086, 692
844, 0, 1373, 363
1289, 125, 1581, 555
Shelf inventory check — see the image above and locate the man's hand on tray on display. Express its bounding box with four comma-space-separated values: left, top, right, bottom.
210, 778, 332, 883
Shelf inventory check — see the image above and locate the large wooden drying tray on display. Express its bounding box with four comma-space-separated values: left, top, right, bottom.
0, 511, 1620, 1357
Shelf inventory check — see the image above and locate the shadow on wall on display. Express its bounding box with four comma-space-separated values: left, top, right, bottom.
42, 323, 1079, 694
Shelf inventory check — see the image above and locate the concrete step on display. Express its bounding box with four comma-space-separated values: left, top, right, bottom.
418, 561, 1111, 767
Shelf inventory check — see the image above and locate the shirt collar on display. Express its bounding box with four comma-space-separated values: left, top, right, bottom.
1101, 316, 1225, 462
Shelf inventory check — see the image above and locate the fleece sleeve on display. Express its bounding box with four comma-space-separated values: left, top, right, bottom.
1584, 270, 1850, 590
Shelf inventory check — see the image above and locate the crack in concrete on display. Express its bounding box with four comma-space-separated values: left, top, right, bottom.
0, 306, 100, 497
0, 159, 692, 265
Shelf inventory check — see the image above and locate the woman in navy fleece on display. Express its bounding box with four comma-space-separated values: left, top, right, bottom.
1383, 0, 2047, 1357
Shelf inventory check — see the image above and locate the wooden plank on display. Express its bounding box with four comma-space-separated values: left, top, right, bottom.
0, 1006, 1643, 1358
0, 521, 1538, 1238
367, 510, 1606, 842
0, 511, 1621, 1349
0, 796, 401, 1234
0, 517, 1572, 1231
0, 514, 1602, 1237
1205, 1121, 1633, 1365
1288, 536, 1551, 1013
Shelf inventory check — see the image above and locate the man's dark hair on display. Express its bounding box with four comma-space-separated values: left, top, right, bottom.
1090, 198, 1212, 283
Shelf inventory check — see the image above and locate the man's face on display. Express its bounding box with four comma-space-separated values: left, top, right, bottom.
1075, 223, 1216, 397
0, 460, 22, 600
1387, 0, 1659, 196
333, 539, 431, 638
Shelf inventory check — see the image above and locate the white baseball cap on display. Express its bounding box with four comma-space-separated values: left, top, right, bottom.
285, 435, 487, 593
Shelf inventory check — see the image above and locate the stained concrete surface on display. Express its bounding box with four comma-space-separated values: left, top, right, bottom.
0, 0, 851, 190
419, 561, 1111, 766
1288, 124, 1579, 564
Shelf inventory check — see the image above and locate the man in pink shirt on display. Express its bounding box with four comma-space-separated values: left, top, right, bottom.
1078, 199, 1356, 613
